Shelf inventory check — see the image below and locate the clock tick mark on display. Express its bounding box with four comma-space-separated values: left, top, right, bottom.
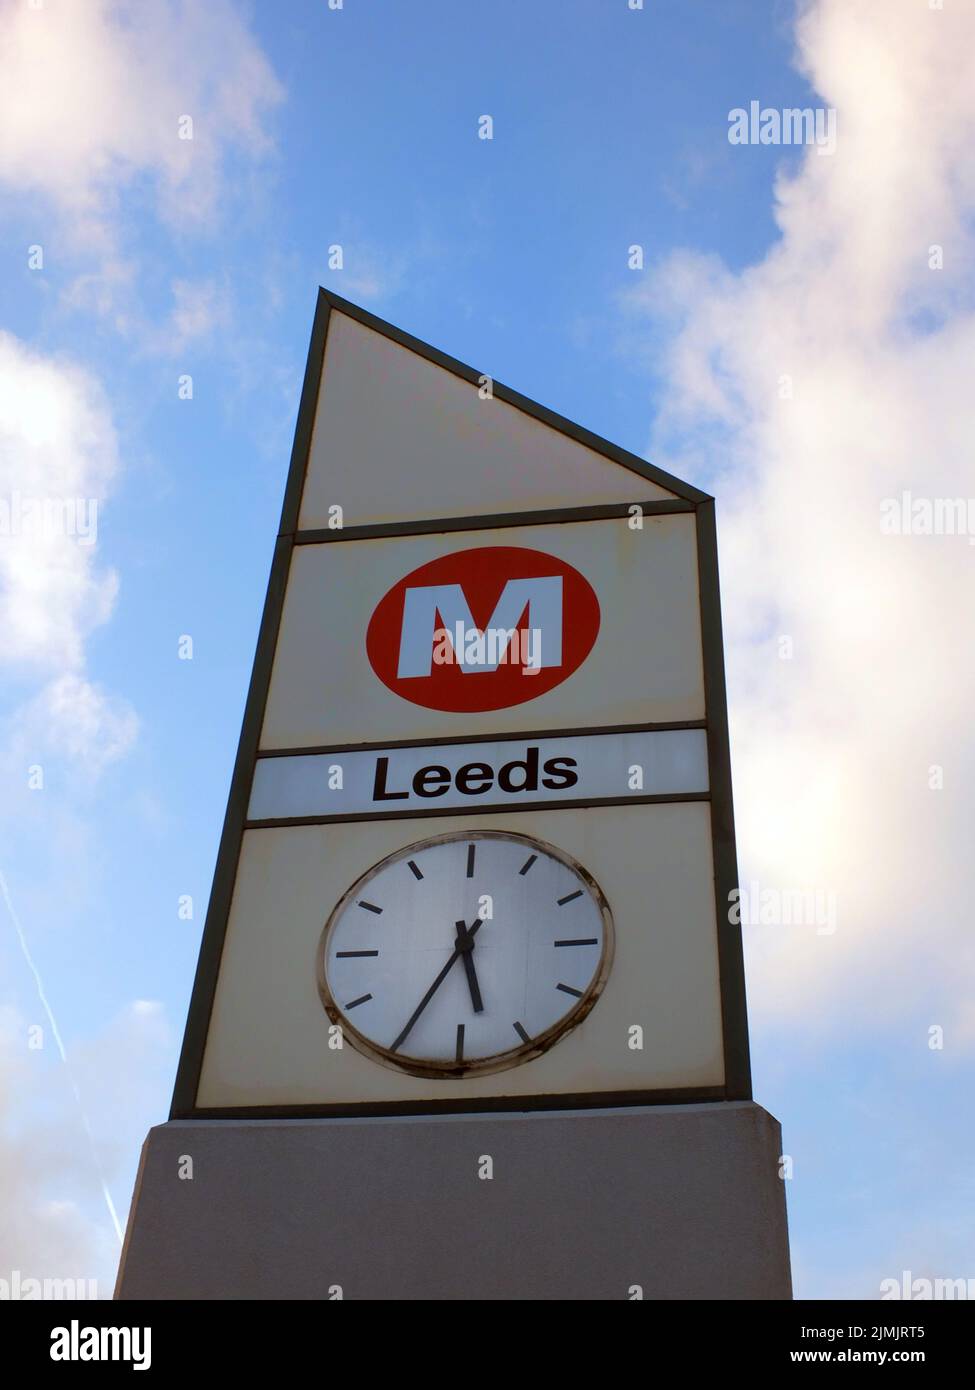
557, 889, 584, 906
466, 844, 476, 878
345, 993, 373, 1009
357, 901, 383, 914
518, 854, 537, 876
455, 1023, 465, 1063
554, 938, 598, 948
513, 1021, 531, 1044
407, 860, 423, 880
556, 983, 584, 998
336, 950, 379, 958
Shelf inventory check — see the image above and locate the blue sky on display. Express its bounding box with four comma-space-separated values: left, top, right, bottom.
2, 0, 973, 1298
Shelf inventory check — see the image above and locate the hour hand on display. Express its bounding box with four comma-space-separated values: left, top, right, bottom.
455, 919, 484, 1014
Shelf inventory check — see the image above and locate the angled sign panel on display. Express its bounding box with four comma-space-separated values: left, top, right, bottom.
297, 307, 688, 529
172, 290, 749, 1118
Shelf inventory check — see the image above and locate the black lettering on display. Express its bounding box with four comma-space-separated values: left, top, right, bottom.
455, 762, 494, 795
372, 756, 409, 801
413, 764, 451, 798
498, 746, 539, 793
541, 756, 578, 790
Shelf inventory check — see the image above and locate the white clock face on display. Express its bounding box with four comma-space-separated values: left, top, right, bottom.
317, 830, 613, 1078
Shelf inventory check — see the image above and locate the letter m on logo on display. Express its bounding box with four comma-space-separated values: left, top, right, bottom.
396, 577, 563, 677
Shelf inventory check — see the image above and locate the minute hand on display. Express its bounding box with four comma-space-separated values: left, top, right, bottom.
390, 919, 484, 1053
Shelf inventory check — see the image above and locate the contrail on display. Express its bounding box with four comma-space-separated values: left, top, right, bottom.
0, 868, 124, 1246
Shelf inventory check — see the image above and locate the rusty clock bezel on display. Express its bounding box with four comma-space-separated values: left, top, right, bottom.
316, 828, 615, 1081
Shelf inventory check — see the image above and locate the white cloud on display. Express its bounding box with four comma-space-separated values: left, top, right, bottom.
0, 0, 283, 347
13, 674, 139, 777
328, 249, 401, 304
0, 1001, 171, 1297
0, 333, 119, 675
629, 0, 975, 1040
165, 277, 231, 350
323, 228, 446, 305
58, 261, 141, 339
61, 271, 234, 357
0, 0, 281, 1296
0, 333, 139, 784
0, 0, 283, 248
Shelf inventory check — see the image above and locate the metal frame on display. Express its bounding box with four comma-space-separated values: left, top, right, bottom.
170, 288, 751, 1119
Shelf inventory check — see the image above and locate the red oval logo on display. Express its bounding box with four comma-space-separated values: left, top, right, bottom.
366, 545, 600, 713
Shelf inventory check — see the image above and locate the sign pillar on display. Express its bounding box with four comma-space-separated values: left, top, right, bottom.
116, 291, 790, 1300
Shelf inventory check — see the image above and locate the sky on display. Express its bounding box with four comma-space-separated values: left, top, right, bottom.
1, 0, 973, 1300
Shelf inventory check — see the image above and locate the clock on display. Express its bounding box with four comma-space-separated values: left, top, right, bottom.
317, 829, 614, 1079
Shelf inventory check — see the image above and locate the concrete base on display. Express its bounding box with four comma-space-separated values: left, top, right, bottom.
115, 1101, 791, 1300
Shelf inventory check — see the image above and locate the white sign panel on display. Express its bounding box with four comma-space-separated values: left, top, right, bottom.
247, 729, 709, 823
173, 291, 750, 1119
260, 516, 706, 751
195, 802, 726, 1109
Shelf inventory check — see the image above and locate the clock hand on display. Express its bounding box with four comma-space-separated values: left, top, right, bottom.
390, 918, 484, 1053
455, 919, 484, 1014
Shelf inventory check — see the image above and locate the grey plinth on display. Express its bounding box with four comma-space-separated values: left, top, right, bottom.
115, 1101, 791, 1300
